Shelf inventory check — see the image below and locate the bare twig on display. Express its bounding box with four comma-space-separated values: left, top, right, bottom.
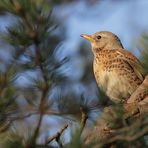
45, 124, 68, 146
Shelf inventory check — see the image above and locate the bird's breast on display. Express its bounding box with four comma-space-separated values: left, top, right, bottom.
93, 58, 109, 91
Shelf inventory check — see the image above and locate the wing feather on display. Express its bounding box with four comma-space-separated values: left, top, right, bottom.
116, 49, 144, 81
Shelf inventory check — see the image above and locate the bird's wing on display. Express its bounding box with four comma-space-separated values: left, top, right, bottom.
116, 49, 144, 81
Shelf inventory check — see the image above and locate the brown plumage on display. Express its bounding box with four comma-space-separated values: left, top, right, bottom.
81, 31, 144, 103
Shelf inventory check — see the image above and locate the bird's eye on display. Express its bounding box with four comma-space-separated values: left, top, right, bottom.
97, 35, 101, 40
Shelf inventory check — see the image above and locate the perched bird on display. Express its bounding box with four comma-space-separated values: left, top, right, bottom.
81, 31, 144, 103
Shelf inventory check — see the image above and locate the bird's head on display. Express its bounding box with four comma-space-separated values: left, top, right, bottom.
81, 31, 123, 51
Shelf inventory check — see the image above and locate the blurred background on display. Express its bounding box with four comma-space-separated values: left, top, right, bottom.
0, 0, 148, 147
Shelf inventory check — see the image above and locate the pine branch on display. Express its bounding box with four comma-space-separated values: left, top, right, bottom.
84, 76, 148, 147
0, 1, 59, 147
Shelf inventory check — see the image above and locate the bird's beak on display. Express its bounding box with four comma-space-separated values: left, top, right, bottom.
81, 34, 93, 42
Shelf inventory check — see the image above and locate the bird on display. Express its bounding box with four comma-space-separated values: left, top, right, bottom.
81, 31, 144, 103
